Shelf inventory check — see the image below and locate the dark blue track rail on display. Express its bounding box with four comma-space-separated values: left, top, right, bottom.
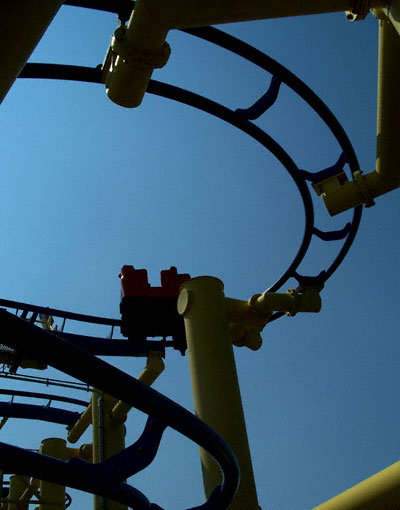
18, 23, 362, 305
0, 389, 88, 425
0, 297, 173, 357
0, 309, 240, 510
0, 402, 81, 426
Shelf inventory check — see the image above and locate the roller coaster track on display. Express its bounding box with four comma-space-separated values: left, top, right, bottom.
0, 2, 363, 508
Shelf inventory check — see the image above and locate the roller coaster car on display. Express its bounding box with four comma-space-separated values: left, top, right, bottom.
119, 265, 190, 354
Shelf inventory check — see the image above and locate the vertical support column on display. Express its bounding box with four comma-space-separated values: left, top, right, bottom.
376, 17, 400, 189
39, 439, 66, 510
0, 0, 63, 104
8, 475, 29, 510
178, 276, 259, 509
92, 392, 127, 510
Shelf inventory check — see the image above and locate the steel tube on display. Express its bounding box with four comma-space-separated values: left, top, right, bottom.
39, 439, 66, 510
313, 460, 400, 509
178, 276, 258, 509
67, 403, 92, 444
8, 475, 29, 510
0, 0, 63, 104
111, 351, 165, 422
106, 0, 384, 107
93, 393, 126, 510
376, 18, 400, 190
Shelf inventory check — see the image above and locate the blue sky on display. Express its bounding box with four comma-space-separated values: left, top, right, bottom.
1, 4, 400, 510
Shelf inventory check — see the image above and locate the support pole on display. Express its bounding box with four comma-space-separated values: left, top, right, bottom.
0, 0, 63, 104
313, 460, 400, 509
178, 276, 259, 509
8, 475, 29, 510
67, 403, 92, 444
376, 17, 400, 190
111, 351, 165, 421
39, 439, 66, 510
92, 392, 126, 510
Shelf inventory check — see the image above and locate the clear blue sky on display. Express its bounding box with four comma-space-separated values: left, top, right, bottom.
1, 4, 400, 510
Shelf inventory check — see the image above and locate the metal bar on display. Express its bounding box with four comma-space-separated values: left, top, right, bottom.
376, 17, 400, 189
20, 478, 40, 506
177, 276, 258, 509
67, 403, 92, 444
313, 460, 400, 509
0, 389, 88, 407
105, 0, 385, 107
0, 0, 63, 104
0, 403, 81, 426
8, 475, 29, 510
111, 351, 165, 422
0, 298, 121, 327
39, 439, 66, 510
96, 394, 126, 510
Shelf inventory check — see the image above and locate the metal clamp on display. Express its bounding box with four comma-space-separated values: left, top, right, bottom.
353, 170, 376, 208
111, 25, 171, 70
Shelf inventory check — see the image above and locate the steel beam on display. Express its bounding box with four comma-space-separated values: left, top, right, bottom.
0, 0, 63, 104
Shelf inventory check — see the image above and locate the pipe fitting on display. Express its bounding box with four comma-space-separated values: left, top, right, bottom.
110, 25, 171, 70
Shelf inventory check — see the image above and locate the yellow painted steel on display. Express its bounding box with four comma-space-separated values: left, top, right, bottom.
105, 0, 385, 108
92, 393, 126, 510
177, 276, 259, 510
19, 478, 40, 507
313, 460, 400, 509
77, 443, 93, 462
8, 475, 29, 510
111, 351, 165, 421
0, 0, 63, 104
373, 0, 400, 37
91, 354, 164, 509
69, 352, 164, 446
39, 439, 66, 510
225, 286, 321, 350
67, 402, 92, 444
313, 12, 400, 215
137, 351, 165, 386
376, 17, 400, 190
226, 286, 321, 321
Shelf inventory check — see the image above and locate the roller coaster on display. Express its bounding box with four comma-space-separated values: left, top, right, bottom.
0, 1, 399, 509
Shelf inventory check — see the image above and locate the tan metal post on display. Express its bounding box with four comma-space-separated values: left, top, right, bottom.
92, 392, 126, 510
177, 276, 259, 509
105, 0, 385, 108
111, 351, 165, 421
0, 0, 63, 104
67, 402, 93, 444
376, 17, 400, 190
8, 475, 29, 510
39, 439, 66, 510
313, 460, 400, 509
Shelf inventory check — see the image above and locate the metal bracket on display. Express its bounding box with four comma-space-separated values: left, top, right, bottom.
110, 25, 171, 70
353, 170, 376, 208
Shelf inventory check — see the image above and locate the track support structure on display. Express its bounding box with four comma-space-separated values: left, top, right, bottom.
178, 276, 259, 509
